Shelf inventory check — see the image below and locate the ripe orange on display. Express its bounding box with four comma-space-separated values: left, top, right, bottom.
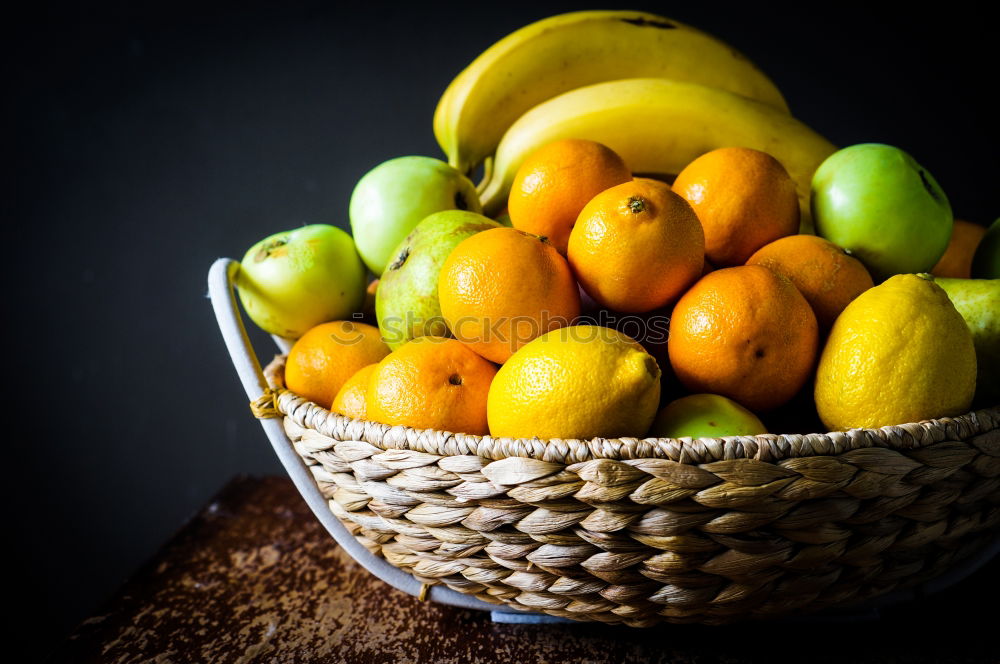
367, 336, 497, 435
568, 178, 704, 313
284, 321, 390, 408
438, 227, 580, 363
633, 176, 671, 189
746, 234, 874, 330
361, 278, 379, 319
931, 219, 988, 278
331, 363, 377, 419
507, 139, 632, 254
667, 265, 819, 411
672, 147, 799, 266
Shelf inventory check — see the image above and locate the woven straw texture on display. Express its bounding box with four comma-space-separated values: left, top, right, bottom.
260, 355, 1000, 626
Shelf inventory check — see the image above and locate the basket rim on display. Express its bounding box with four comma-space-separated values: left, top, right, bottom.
264, 354, 999, 465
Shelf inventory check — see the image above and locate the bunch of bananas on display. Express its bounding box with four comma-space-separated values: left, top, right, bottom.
434, 10, 836, 224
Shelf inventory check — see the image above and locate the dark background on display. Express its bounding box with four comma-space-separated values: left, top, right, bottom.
9, 0, 997, 654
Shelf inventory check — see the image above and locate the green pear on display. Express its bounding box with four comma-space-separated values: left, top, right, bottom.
236, 224, 366, 338
494, 209, 514, 228
649, 394, 768, 438
971, 219, 1000, 279
349, 156, 481, 275
935, 277, 1000, 405
376, 210, 501, 349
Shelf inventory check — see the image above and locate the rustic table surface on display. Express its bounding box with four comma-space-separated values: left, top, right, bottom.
52, 475, 996, 663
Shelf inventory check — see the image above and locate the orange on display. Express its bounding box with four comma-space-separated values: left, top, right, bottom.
331, 363, 377, 419
507, 139, 632, 254
746, 234, 874, 330
367, 336, 497, 435
667, 265, 819, 411
285, 321, 390, 408
672, 147, 799, 266
568, 178, 704, 313
438, 227, 580, 363
361, 278, 379, 319
633, 176, 671, 189
931, 219, 988, 278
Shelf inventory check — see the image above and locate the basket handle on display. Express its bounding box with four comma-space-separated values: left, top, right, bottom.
207, 258, 296, 400
206, 258, 507, 613
207, 259, 267, 400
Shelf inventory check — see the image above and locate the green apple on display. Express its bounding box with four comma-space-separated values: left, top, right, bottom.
236, 224, 365, 339
971, 219, 1000, 279
811, 143, 953, 281
649, 394, 767, 438
935, 276, 1000, 405
350, 156, 482, 275
376, 210, 500, 349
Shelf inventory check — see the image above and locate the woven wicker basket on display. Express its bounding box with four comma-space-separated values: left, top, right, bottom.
254, 352, 1000, 626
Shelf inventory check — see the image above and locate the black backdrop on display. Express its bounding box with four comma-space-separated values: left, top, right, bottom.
10, 0, 997, 651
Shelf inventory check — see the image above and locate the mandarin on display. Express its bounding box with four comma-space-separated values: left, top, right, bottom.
568, 178, 704, 313
507, 139, 632, 254
367, 336, 497, 435
931, 219, 988, 279
361, 278, 379, 320
667, 265, 819, 411
672, 147, 799, 266
746, 234, 874, 330
331, 363, 377, 419
284, 321, 390, 408
438, 227, 580, 363
632, 176, 671, 189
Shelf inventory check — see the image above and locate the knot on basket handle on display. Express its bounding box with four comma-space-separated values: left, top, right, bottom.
250, 388, 281, 419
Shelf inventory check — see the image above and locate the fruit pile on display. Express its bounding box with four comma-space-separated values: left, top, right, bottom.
235, 11, 998, 442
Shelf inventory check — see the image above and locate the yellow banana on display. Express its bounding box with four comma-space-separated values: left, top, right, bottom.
478, 78, 836, 227
434, 10, 789, 176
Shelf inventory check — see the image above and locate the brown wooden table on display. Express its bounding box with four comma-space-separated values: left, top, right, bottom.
52, 476, 997, 663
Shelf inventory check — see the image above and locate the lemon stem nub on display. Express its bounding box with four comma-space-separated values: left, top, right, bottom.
628, 197, 646, 214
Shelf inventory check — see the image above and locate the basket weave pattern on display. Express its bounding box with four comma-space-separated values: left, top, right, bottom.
264, 355, 1000, 625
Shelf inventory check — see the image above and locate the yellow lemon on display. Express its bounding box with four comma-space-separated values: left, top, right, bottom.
487, 325, 661, 439
815, 273, 976, 430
